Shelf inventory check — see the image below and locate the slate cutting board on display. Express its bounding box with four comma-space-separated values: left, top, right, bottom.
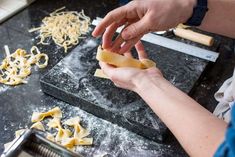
40, 36, 209, 142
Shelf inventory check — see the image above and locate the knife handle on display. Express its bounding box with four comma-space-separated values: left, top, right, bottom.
173, 27, 214, 46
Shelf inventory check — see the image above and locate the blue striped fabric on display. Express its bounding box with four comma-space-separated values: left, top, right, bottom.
214, 102, 235, 157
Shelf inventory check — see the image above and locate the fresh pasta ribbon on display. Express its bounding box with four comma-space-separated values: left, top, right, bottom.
29, 7, 90, 53
94, 46, 156, 79
96, 46, 156, 69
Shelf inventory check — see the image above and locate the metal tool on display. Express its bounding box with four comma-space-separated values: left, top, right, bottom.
92, 17, 219, 62
1, 129, 83, 157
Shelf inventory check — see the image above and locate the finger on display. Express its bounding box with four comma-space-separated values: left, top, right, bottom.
110, 22, 132, 52
99, 61, 116, 77
121, 15, 151, 40
135, 41, 148, 59
123, 51, 133, 58
110, 34, 125, 52
119, 35, 142, 54
102, 19, 127, 49
92, 5, 128, 37
114, 82, 122, 88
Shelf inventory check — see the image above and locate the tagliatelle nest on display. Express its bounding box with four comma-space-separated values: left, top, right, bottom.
29, 7, 91, 53
0, 46, 48, 86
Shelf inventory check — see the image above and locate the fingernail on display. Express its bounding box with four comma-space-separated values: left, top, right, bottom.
92, 32, 98, 37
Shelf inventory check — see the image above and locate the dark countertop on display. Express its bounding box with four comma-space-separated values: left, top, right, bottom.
0, 0, 235, 156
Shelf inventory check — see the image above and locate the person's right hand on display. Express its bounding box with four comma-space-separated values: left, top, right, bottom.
92, 0, 196, 53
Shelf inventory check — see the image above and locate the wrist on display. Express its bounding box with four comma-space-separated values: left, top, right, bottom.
133, 72, 166, 96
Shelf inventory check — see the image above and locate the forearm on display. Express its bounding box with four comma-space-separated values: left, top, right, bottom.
135, 76, 227, 157
198, 0, 235, 38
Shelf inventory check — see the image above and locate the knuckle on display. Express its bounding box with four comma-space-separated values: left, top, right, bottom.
106, 12, 115, 20
128, 1, 137, 6
145, 14, 153, 26
129, 24, 138, 35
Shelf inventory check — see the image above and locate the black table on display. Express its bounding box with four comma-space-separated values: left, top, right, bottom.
0, 0, 235, 156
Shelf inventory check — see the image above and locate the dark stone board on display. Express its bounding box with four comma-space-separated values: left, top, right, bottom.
40, 36, 208, 142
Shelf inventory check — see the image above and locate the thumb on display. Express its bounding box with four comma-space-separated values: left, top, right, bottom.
121, 16, 150, 40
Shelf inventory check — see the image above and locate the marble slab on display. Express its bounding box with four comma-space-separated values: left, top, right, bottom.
40, 35, 208, 142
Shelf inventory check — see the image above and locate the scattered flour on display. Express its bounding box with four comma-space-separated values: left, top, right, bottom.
0, 86, 9, 93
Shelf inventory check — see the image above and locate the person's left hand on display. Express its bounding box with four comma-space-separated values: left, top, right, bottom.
99, 41, 163, 92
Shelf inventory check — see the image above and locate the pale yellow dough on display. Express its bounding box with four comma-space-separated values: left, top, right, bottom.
47, 117, 72, 142
5, 107, 92, 152
61, 117, 93, 148
95, 46, 156, 79
29, 7, 90, 53
0, 46, 49, 85
31, 107, 62, 122
30, 121, 45, 131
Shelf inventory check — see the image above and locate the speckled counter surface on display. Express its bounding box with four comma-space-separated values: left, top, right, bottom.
40, 36, 208, 143
0, 0, 235, 156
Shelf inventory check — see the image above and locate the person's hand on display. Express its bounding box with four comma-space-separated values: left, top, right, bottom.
92, 0, 196, 53
99, 41, 163, 93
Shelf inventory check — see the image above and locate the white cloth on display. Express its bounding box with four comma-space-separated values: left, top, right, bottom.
213, 68, 235, 122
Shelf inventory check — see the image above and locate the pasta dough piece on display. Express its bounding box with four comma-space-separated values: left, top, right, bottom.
61, 137, 93, 149
31, 107, 62, 122
15, 129, 26, 138
4, 129, 27, 150
0, 46, 48, 86
95, 46, 156, 79
96, 46, 156, 69
5, 107, 93, 152
29, 7, 90, 53
75, 137, 93, 145
63, 117, 80, 126
140, 59, 156, 68
47, 117, 72, 142
4, 142, 13, 150
61, 138, 76, 150
64, 117, 89, 139
56, 128, 72, 142
35, 53, 49, 68
73, 123, 90, 139
63, 117, 92, 146
46, 133, 55, 142
30, 121, 45, 131
94, 69, 109, 79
